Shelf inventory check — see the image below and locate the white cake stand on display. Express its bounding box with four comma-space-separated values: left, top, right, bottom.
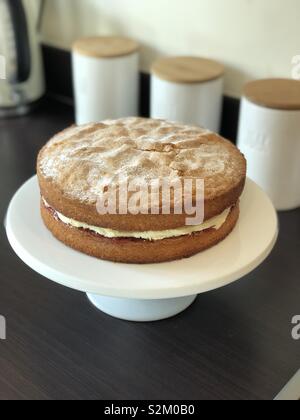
6, 177, 278, 322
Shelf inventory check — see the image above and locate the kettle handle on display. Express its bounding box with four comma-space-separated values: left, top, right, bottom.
6, 0, 31, 84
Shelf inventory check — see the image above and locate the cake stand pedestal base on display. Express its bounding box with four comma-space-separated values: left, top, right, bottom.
6, 177, 278, 324
86, 294, 197, 322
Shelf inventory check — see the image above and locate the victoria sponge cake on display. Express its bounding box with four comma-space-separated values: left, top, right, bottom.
37, 118, 246, 264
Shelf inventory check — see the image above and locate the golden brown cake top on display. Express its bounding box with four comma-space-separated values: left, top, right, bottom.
38, 118, 246, 207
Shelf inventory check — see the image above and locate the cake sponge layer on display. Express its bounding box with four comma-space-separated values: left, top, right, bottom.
41, 201, 239, 264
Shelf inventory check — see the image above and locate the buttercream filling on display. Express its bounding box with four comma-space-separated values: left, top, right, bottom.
43, 198, 231, 241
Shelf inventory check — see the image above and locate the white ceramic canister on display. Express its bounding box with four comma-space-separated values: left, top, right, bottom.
238, 79, 300, 211
72, 36, 140, 124
151, 56, 225, 133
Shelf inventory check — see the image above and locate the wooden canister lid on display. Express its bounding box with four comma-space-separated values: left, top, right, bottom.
72, 36, 139, 58
244, 79, 300, 110
151, 56, 225, 84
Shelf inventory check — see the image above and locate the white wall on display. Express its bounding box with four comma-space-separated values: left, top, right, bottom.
41, 0, 300, 97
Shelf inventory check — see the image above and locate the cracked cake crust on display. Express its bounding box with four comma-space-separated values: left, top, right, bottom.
37, 118, 246, 232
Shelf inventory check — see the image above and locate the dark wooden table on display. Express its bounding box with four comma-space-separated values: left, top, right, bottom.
0, 99, 299, 400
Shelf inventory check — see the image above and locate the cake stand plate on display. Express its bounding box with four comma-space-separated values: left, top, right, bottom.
6, 177, 278, 322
